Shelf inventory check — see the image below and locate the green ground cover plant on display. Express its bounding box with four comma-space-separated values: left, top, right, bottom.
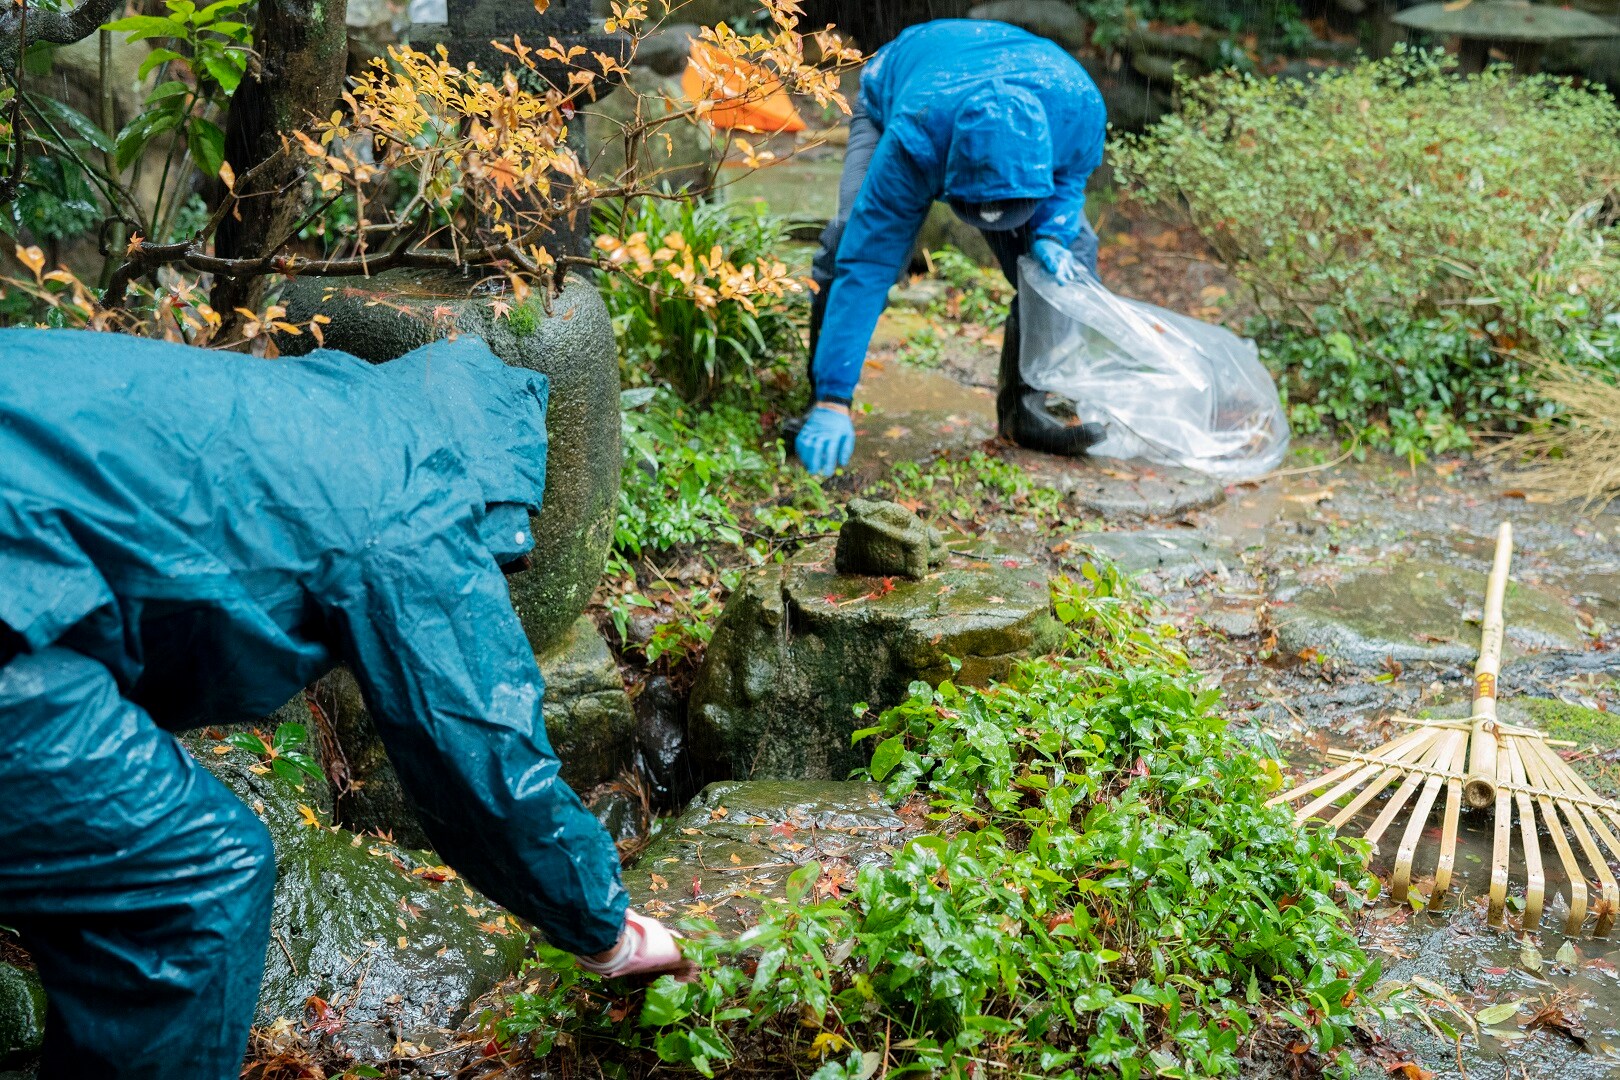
492, 563, 1385, 1078
1116, 49, 1620, 457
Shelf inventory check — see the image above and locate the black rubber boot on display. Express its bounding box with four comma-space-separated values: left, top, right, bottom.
996, 306, 1105, 456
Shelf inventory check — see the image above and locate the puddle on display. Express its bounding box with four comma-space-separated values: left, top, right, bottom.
846, 356, 997, 478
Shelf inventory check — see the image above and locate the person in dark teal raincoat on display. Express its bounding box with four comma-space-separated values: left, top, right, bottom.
794, 19, 1109, 476
0, 329, 685, 1080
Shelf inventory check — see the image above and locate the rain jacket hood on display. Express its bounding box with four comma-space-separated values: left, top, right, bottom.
944, 83, 1054, 204
374, 336, 549, 563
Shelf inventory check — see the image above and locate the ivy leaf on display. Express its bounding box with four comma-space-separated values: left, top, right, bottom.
202, 54, 244, 93
137, 47, 185, 81
640, 975, 690, 1027
103, 14, 186, 42
114, 109, 182, 172
225, 730, 269, 756
868, 736, 905, 782
187, 116, 227, 178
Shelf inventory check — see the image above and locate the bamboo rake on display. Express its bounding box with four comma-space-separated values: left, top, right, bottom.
1267, 522, 1620, 935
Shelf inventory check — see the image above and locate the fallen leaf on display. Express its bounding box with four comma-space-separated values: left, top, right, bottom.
1475, 1000, 1523, 1026
297, 804, 322, 828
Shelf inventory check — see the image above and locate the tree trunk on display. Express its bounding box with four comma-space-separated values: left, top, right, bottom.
210, 0, 349, 321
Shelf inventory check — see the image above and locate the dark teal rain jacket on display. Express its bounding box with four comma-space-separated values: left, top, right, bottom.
0, 328, 627, 956
812, 20, 1107, 401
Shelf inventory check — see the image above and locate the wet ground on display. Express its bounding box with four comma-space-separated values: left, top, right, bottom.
848, 310, 1620, 1077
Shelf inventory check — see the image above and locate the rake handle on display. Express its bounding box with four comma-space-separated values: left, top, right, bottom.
1464, 521, 1512, 810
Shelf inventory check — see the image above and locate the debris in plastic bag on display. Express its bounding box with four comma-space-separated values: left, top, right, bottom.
1017, 257, 1289, 479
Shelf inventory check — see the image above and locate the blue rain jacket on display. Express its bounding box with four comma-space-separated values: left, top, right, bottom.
813, 20, 1107, 401
0, 328, 628, 956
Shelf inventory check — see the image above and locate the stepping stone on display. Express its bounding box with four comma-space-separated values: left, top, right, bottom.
1271, 557, 1587, 668
1078, 529, 1227, 581
1004, 450, 1226, 520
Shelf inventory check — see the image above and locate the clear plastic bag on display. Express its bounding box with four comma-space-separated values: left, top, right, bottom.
1017, 257, 1289, 480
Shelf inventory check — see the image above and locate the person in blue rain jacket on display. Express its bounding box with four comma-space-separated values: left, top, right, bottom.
795, 19, 1110, 476
0, 329, 686, 1080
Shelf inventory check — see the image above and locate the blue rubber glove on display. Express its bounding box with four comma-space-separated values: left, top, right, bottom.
1033, 237, 1082, 286
795, 404, 855, 477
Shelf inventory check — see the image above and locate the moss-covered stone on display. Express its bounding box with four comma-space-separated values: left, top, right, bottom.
1272, 558, 1586, 667
309, 617, 632, 845
280, 270, 621, 655
1524, 697, 1620, 798
536, 615, 635, 792
623, 780, 923, 932
0, 962, 44, 1068
688, 541, 1062, 780
184, 729, 529, 1061
834, 498, 946, 580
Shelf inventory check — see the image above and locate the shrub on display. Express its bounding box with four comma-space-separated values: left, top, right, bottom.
1115, 49, 1620, 453
596, 196, 808, 401
494, 566, 1386, 1078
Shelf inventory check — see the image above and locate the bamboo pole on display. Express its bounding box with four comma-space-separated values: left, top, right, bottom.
1463, 522, 1512, 810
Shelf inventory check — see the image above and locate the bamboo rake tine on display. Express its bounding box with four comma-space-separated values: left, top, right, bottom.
1431, 730, 1468, 903
1394, 749, 1454, 904
1485, 733, 1514, 928
1296, 739, 1430, 824
1270, 726, 1436, 809
1268, 758, 1368, 808
1519, 736, 1590, 933
1504, 737, 1545, 932
1315, 729, 1445, 828
1523, 736, 1619, 936
1364, 729, 1459, 850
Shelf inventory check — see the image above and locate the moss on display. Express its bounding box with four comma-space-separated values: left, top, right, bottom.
506, 300, 542, 337
1524, 697, 1620, 797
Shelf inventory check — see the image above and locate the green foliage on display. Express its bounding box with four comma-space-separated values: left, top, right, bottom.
223, 721, 327, 791
616, 387, 775, 559
927, 245, 1011, 329
868, 451, 1072, 532
104, 0, 252, 178
597, 196, 804, 401
495, 566, 1382, 1078
1077, 0, 1313, 55
897, 324, 943, 370
1116, 49, 1620, 454
8, 155, 98, 242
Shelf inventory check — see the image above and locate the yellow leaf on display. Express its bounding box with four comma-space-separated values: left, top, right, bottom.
14, 244, 44, 280
533, 0, 548, 11
809, 1032, 852, 1058
297, 804, 323, 828
218, 160, 235, 192
212, 744, 233, 755
397, 936, 409, 949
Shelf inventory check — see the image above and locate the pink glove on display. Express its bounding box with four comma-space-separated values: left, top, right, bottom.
575, 910, 693, 979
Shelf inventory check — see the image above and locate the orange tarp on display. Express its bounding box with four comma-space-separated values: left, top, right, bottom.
681, 40, 806, 134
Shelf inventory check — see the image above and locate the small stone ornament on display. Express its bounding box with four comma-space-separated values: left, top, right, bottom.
833, 498, 947, 580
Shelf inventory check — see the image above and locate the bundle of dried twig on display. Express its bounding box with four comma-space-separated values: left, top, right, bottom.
1487, 362, 1620, 508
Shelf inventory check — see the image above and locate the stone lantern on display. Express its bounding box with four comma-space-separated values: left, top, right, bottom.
1394, 0, 1620, 73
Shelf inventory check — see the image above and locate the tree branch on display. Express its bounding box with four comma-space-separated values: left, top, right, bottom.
0, 0, 123, 72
